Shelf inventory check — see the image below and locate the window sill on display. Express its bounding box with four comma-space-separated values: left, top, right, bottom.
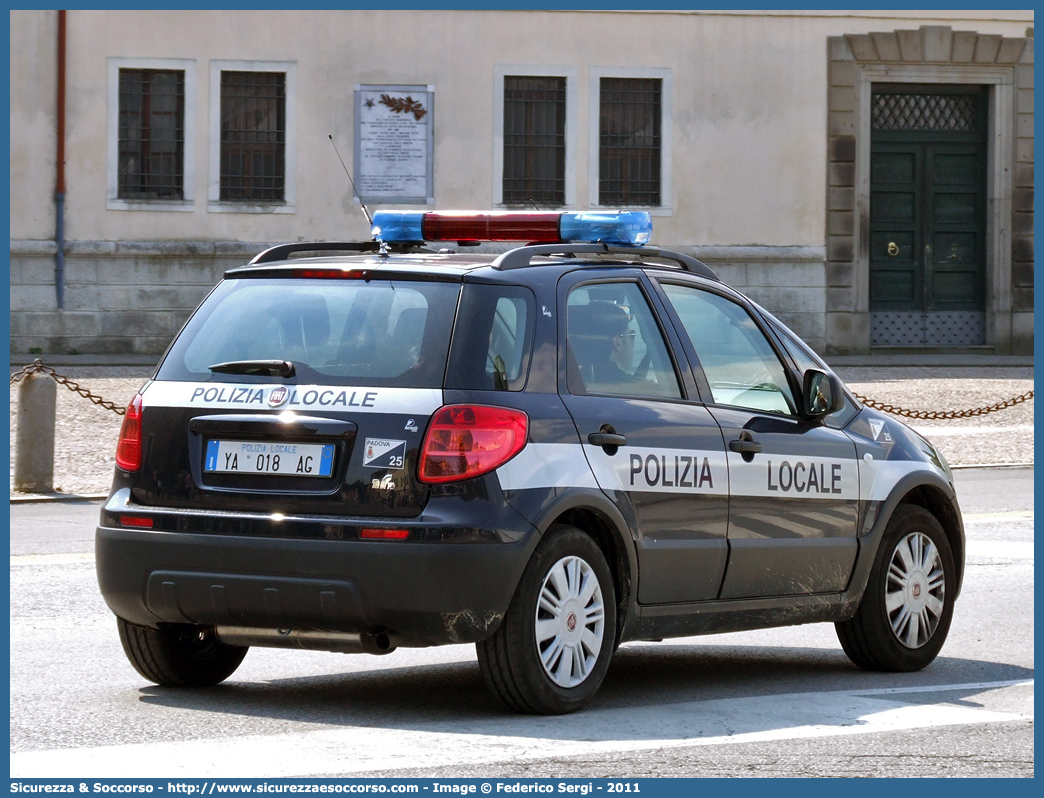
496, 203, 576, 211
590, 204, 672, 217
107, 199, 195, 212
208, 202, 296, 215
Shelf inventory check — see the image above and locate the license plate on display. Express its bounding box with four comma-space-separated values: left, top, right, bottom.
205, 440, 335, 477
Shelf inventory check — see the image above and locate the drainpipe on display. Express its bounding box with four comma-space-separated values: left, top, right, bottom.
55, 9, 66, 309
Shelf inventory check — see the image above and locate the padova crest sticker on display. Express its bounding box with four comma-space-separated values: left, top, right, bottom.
363, 438, 406, 469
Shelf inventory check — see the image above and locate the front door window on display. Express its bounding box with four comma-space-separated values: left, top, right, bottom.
659, 284, 795, 414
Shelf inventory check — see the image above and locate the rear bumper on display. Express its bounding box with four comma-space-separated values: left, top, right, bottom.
96, 493, 539, 646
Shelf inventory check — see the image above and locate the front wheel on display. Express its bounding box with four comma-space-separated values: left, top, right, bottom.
836, 504, 955, 671
477, 525, 617, 714
117, 618, 248, 687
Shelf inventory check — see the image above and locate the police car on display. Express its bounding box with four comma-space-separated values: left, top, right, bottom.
96, 210, 963, 714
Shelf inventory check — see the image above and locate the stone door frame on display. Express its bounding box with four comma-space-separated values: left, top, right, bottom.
826, 26, 1033, 354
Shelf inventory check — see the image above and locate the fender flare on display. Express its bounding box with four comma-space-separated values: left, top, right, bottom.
841, 467, 963, 618
528, 487, 642, 644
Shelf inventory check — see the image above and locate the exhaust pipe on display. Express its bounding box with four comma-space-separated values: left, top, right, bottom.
214, 626, 396, 655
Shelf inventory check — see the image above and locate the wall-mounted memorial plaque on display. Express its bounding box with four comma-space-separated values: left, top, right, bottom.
354, 84, 434, 205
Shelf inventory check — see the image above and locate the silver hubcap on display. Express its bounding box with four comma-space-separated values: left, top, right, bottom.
535, 555, 605, 688
886, 531, 946, 649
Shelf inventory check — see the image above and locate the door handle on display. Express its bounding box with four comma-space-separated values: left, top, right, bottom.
728, 439, 762, 454
588, 425, 626, 456
729, 433, 762, 462
588, 432, 628, 448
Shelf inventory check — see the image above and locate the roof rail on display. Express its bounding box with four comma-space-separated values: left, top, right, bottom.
248, 241, 380, 264
490, 243, 719, 280
246, 240, 429, 265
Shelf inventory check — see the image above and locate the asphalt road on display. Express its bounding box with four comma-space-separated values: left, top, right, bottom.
8, 467, 1034, 778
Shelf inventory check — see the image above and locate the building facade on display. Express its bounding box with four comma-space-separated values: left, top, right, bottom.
9, 9, 1034, 356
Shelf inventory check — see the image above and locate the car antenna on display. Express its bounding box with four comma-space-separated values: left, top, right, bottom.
328, 134, 373, 227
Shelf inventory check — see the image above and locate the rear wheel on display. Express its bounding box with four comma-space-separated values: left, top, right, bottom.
836, 504, 955, 671
477, 525, 616, 714
117, 618, 248, 687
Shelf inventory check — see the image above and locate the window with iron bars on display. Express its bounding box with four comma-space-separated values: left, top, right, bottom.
220, 71, 286, 202
599, 78, 661, 206
117, 69, 185, 200
503, 76, 566, 206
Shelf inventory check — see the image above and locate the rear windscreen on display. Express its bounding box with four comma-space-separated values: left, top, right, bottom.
156, 278, 462, 388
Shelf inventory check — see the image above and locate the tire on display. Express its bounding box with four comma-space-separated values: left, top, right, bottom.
836, 504, 955, 672
117, 618, 248, 687
477, 525, 617, 714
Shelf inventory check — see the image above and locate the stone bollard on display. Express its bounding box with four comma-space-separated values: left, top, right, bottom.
14, 371, 57, 493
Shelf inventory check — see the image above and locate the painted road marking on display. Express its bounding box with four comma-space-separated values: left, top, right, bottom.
963, 510, 1033, 521
965, 541, 1034, 559
10, 679, 1032, 778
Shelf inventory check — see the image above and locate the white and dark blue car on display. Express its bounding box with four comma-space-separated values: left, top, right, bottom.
97, 211, 963, 714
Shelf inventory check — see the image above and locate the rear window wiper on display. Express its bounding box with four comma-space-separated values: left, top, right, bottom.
208, 360, 296, 378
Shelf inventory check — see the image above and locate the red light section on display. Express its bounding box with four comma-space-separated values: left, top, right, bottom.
293, 269, 364, 279
120, 516, 154, 529
115, 394, 144, 472
360, 528, 410, 540
418, 405, 529, 484
422, 212, 561, 242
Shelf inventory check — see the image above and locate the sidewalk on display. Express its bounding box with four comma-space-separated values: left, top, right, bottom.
10, 354, 159, 368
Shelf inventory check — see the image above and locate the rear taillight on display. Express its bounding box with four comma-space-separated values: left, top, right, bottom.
418, 405, 528, 484
115, 394, 144, 472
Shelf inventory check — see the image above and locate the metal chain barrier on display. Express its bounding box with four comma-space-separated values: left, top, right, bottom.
853, 389, 1034, 420
9, 358, 126, 415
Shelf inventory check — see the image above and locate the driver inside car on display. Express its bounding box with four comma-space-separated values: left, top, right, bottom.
571, 301, 641, 392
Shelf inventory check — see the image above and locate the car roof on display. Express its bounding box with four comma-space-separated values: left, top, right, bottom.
225, 242, 722, 286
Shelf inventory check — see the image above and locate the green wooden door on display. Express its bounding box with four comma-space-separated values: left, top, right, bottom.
869, 86, 987, 346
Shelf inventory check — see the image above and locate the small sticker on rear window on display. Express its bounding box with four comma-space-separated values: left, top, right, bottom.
363, 438, 406, 469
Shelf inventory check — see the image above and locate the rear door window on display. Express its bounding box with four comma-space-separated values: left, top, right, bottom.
157, 278, 461, 388
566, 282, 682, 399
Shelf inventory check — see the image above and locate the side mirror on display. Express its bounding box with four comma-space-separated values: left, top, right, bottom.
803, 369, 844, 419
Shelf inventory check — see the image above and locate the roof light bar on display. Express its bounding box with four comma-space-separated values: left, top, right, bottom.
371, 211, 652, 247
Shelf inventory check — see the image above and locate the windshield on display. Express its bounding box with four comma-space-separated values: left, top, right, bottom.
156, 277, 461, 388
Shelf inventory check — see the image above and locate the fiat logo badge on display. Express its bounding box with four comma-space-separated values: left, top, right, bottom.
912, 582, 922, 599
268, 386, 289, 408
566, 612, 577, 632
